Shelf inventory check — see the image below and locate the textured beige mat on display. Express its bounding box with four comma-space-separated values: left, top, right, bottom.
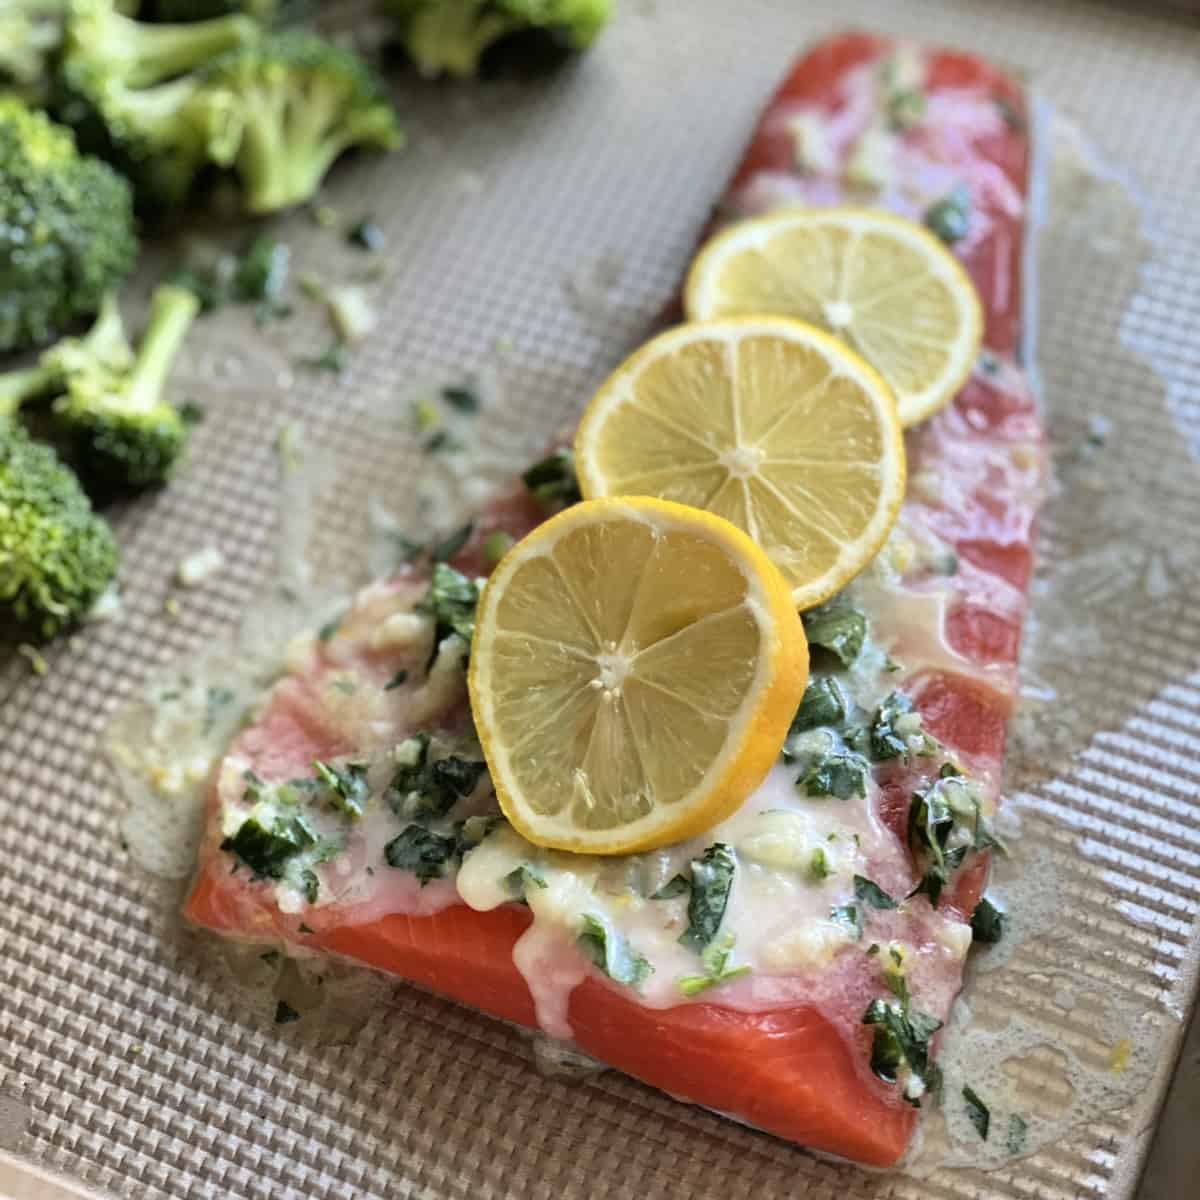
2, 2, 1200, 1197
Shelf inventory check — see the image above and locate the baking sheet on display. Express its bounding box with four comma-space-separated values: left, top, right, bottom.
3, 1, 1200, 1197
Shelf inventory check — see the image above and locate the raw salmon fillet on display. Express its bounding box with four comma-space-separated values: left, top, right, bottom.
185, 32, 1042, 1167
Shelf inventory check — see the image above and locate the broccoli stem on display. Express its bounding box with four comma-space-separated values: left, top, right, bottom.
409, 0, 517, 78
0, 366, 56, 418
125, 285, 199, 414
111, 11, 260, 88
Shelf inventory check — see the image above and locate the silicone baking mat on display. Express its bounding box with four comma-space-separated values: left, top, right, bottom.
2, 1, 1199, 1197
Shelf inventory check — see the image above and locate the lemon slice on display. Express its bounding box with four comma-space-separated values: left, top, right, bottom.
468, 496, 807, 854
574, 317, 905, 610
684, 207, 982, 426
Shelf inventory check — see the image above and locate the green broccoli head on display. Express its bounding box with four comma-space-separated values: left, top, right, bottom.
0, 96, 138, 354
0, 0, 65, 100
51, 285, 200, 491
0, 419, 118, 638
55, 0, 258, 210
388, 0, 611, 79
197, 31, 403, 214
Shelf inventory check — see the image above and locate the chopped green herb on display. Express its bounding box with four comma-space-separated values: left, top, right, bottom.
424, 430, 456, 454
831, 903, 864, 940
978, 350, 1001, 376
387, 532, 425, 564
179, 400, 206, 426
422, 562, 480, 648
203, 685, 235, 736
522, 448, 581, 508
934, 551, 959, 576
677, 933, 750, 996
300, 868, 319, 905
384, 824, 458, 884
807, 847, 831, 882
384, 669, 409, 691
962, 1085, 990, 1140
854, 875, 898, 910
800, 752, 868, 799
221, 808, 318, 880
386, 734, 487, 820
651, 874, 691, 900
274, 1000, 301, 1024
483, 530, 514, 566
679, 843, 736, 953
317, 617, 340, 642
347, 218, 385, 251
906, 781, 961, 907
578, 914, 652, 987
868, 691, 916, 761
924, 184, 971, 244
866, 942, 880, 956
297, 341, 346, 374
441, 381, 479, 414
789, 676, 847, 734
431, 522, 474, 563
862, 995, 942, 1103
454, 813, 504, 856
313, 760, 370, 819
802, 605, 867, 667
970, 896, 1006, 944
504, 864, 547, 900
260, 949, 281, 966
1006, 1112, 1027, 1154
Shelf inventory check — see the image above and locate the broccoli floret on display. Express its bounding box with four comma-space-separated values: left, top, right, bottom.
387, 0, 611, 79
0, 96, 138, 354
55, 0, 259, 210
0, 0, 65, 99
49, 285, 201, 491
196, 31, 403, 213
0, 419, 118, 638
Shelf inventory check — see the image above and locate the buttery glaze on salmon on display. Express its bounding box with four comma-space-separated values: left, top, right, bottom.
184, 33, 1041, 1167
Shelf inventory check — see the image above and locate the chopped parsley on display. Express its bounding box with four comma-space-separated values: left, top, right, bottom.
454, 813, 505, 855
317, 616, 340, 642
522, 448, 581, 508
908, 770, 1004, 908
386, 734, 487, 820
962, 1085, 990, 1140
678, 933, 750, 996
300, 868, 319, 904
383, 825, 458, 884
924, 184, 971, 244
800, 752, 867, 799
274, 1000, 301, 1025
430, 522, 474, 563
220, 806, 318, 880
970, 896, 1006, 944
886, 87, 926, 131
313, 760, 370, 819
421, 563, 479, 648
789, 676, 847, 735
503, 864, 547, 901
854, 875, 898, 910
862, 994, 942, 1104
830, 903, 864, 940
383, 669, 409, 691
802, 604, 866, 667
651, 874, 690, 900
578, 914, 652, 987
441, 381, 480, 414
807, 847, 832, 882
862, 691, 924, 761
1006, 1113, 1027, 1154
679, 843, 736, 953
